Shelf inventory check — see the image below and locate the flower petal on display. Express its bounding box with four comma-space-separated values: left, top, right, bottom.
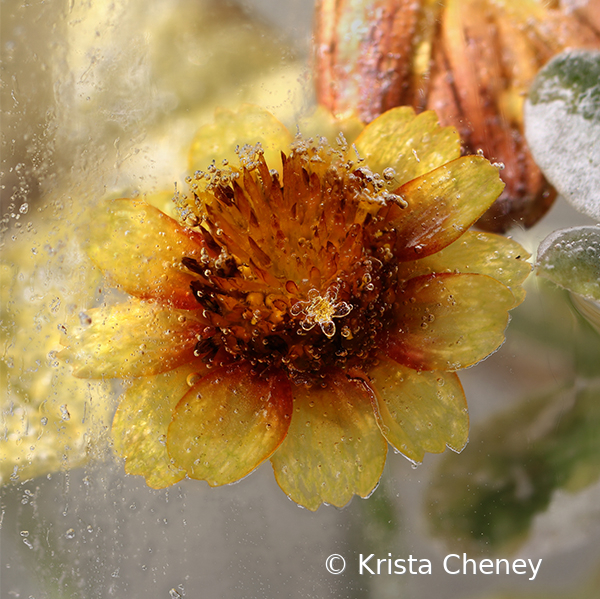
388, 156, 505, 260
388, 273, 516, 371
167, 363, 292, 486
368, 357, 468, 464
397, 231, 531, 306
86, 199, 206, 309
61, 299, 205, 378
189, 104, 293, 173
298, 105, 364, 146
112, 363, 210, 489
353, 107, 461, 188
270, 372, 387, 511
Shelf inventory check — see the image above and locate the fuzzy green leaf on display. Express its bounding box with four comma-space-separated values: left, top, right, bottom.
536, 226, 600, 301
525, 50, 600, 220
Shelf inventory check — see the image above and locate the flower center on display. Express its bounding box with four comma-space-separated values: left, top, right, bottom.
177, 137, 402, 381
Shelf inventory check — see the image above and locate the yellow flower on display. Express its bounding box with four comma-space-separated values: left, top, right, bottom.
314, 0, 600, 232
62, 105, 530, 510
1, 219, 112, 485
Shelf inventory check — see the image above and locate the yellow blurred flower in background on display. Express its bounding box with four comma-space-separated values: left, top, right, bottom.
0, 219, 112, 484
62, 105, 530, 510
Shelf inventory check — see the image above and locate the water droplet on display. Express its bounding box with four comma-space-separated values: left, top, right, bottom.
65, 528, 75, 539
290, 302, 304, 316
60, 405, 70, 421
382, 167, 396, 181
186, 372, 202, 387
79, 311, 92, 326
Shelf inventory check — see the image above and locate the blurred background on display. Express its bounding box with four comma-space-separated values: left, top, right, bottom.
2, 1, 600, 598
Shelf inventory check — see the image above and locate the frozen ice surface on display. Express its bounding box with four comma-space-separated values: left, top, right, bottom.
525, 49, 600, 221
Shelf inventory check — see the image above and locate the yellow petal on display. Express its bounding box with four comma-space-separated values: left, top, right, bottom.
189, 104, 293, 173
61, 299, 205, 378
398, 231, 531, 306
388, 273, 515, 371
112, 364, 210, 488
368, 357, 468, 464
270, 372, 387, 511
353, 107, 461, 188
298, 105, 364, 146
167, 364, 292, 486
389, 156, 505, 260
86, 199, 206, 310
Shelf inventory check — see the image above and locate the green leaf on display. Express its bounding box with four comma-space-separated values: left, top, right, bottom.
536, 226, 600, 301
427, 382, 600, 553
525, 49, 600, 221
571, 292, 600, 337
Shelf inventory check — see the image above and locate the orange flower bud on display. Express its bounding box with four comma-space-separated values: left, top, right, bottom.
314, 0, 600, 231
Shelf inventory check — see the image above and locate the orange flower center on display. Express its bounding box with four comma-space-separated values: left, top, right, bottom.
178, 138, 404, 382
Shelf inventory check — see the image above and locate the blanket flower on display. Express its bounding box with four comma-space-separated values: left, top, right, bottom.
63, 105, 530, 510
